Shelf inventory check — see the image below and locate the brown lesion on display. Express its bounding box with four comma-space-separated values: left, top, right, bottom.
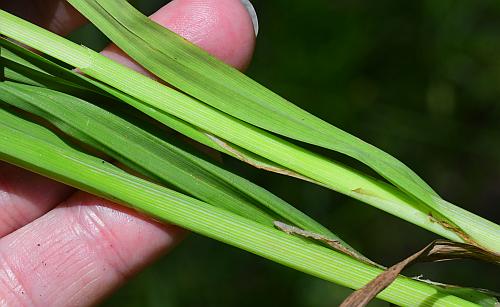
273, 221, 380, 268
427, 212, 475, 246
205, 132, 324, 185
352, 187, 479, 248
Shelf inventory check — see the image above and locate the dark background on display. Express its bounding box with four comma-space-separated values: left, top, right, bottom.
68, 1, 500, 306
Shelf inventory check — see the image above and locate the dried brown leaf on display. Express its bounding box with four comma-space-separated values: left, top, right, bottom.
340, 240, 500, 307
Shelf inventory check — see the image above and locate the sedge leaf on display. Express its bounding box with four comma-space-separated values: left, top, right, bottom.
1, 80, 360, 252
1, 9, 498, 252
0, 107, 485, 307
67, 0, 442, 223
0, 44, 354, 245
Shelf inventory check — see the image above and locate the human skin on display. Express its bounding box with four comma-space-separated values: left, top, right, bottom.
0, 0, 256, 305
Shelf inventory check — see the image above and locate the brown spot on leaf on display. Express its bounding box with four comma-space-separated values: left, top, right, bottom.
273, 221, 379, 267
428, 213, 475, 245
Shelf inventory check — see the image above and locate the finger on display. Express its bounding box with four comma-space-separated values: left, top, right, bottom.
0, 193, 186, 306
0, 0, 257, 305
0, 163, 74, 237
0, 0, 87, 36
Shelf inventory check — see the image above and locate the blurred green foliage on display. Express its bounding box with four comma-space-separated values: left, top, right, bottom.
68, 0, 500, 306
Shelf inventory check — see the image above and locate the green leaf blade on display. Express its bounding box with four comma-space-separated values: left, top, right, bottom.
1, 75, 359, 254
0, 107, 484, 307
2, 8, 498, 253
75, 0, 440, 211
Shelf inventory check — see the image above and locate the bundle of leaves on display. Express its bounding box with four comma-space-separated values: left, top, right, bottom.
0, 1, 498, 305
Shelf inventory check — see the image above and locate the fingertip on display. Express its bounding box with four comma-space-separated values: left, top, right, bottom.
101, 0, 256, 72
152, 0, 256, 70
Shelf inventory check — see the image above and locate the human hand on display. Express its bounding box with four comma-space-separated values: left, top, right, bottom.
0, 0, 257, 305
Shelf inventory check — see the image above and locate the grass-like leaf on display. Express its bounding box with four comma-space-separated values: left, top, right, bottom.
0, 106, 487, 307
1, 5, 500, 304
1, 40, 323, 185
1, 80, 357, 246
66, 0, 444, 228
1, 41, 356, 246
1, 8, 498, 253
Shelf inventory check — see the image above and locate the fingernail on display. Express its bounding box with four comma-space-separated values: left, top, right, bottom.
240, 0, 259, 37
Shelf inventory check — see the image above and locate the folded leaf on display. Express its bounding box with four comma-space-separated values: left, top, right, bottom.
69, 0, 441, 222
